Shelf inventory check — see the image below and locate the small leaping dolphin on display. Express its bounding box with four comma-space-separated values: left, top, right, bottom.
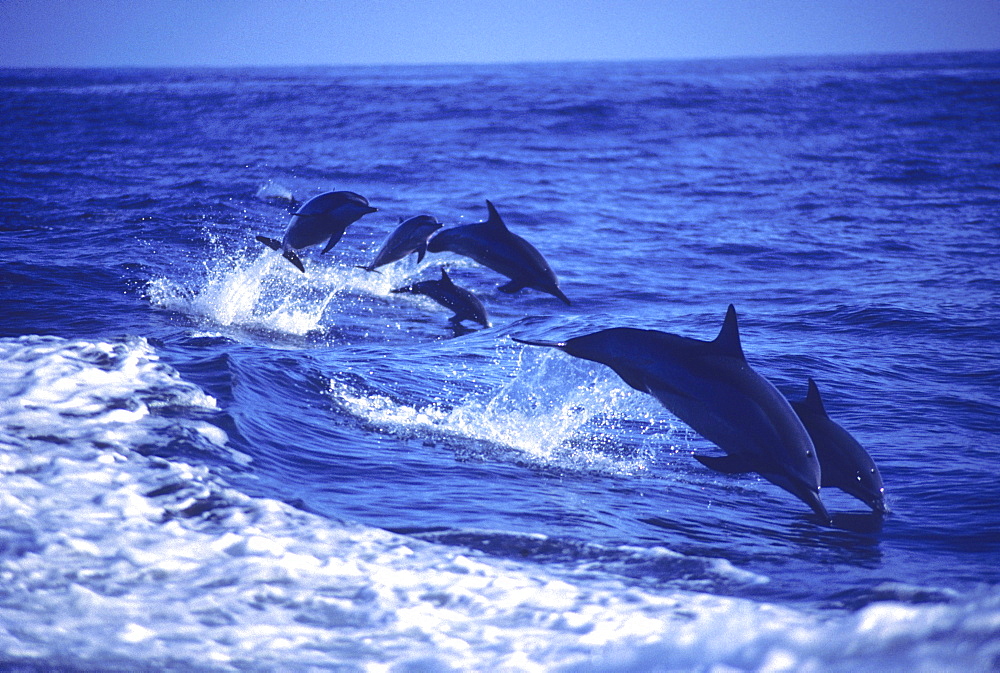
392, 267, 490, 329
426, 200, 571, 305
360, 215, 443, 272
791, 378, 886, 513
256, 190, 377, 272
514, 305, 830, 521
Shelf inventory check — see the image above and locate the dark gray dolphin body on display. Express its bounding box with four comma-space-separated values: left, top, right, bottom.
791, 378, 886, 513
392, 268, 491, 328
426, 200, 570, 305
361, 215, 443, 271
514, 305, 829, 520
256, 190, 377, 272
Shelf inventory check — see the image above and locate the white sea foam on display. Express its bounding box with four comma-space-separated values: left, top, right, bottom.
147, 244, 441, 337
329, 347, 672, 476
1, 336, 998, 672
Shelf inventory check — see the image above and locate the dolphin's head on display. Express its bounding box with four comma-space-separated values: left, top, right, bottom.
511, 332, 626, 371
408, 215, 442, 231
426, 227, 455, 253
559, 329, 644, 366
340, 199, 378, 220
305, 191, 377, 219
837, 466, 887, 514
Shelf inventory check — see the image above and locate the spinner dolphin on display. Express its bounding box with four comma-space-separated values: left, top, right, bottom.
427, 200, 570, 304
514, 305, 830, 520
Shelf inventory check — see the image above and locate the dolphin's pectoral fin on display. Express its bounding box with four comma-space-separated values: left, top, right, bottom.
694, 454, 755, 474
499, 280, 525, 294
610, 367, 650, 394
322, 230, 347, 254
256, 235, 282, 251
282, 250, 306, 273
416, 244, 427, 263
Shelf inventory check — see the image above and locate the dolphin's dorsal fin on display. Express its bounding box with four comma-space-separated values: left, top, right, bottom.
440, 267, 454, 284
484, 200, 509, 231
802, 378, 828, 416
712, 304, 745, 359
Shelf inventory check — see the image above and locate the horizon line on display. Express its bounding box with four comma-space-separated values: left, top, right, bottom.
3, 47, 997, 71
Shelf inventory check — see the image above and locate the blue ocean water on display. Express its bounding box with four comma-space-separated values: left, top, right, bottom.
1, 51, 999, 671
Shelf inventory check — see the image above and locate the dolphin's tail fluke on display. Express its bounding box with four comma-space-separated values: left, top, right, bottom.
256, 235, 305, 271
283, 250, 306, 273
512, 336, 567, 349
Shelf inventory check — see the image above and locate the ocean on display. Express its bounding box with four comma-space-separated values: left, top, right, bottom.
1, 51, 999, 671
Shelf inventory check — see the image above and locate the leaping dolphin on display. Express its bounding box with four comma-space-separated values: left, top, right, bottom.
360, 215, 443, 271
426, 200, 570, 305
791, 378, 886, 513
392, 268, 491, 329
256, 190, 377, 272
513, 305, 830, 521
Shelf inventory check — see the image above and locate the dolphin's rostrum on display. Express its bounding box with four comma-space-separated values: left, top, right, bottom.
257, 190, 377, 272
514, 305, 830, 521
427, 200, 570, 305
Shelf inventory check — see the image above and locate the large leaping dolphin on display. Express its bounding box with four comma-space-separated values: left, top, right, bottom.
791, 378, 886, 513
426, 200, 571, 305
256, 190, 377, 272
514, 305, 830, 521
392, 267, 491, 329
360, 215, 443, 271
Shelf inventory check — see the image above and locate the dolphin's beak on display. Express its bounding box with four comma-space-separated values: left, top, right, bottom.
868, 490, 889, 515
802, 488, 832, 523
512, 337, 567, 348
843, 481, 889, 515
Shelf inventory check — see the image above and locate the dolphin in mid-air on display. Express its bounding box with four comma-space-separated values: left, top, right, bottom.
392, 267, 491, 329
791, 378, 886, 513
426, 200, 570, 305
256, 190, 377, 272
514, 305, 830, 520
360, 215, 443, 271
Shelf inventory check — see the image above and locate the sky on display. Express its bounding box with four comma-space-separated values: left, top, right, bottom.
1, 0, 998, 67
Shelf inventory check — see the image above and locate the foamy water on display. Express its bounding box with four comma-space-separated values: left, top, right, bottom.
3, 335, 998, 671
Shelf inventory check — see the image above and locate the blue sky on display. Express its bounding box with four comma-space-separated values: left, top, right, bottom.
1, 0, 998, 67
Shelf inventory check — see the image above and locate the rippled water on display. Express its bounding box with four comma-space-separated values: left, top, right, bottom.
2, 52, 999, 671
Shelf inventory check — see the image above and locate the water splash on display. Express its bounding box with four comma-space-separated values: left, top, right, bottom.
328, 347, 676, 476
147, 243, 436, 337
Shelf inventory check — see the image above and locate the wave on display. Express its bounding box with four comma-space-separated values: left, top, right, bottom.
327, 346, 675, 477
3, 335, 998, 672
146, 243, 437, 339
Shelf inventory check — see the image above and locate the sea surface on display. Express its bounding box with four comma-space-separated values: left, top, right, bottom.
1, 51, 999, 671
